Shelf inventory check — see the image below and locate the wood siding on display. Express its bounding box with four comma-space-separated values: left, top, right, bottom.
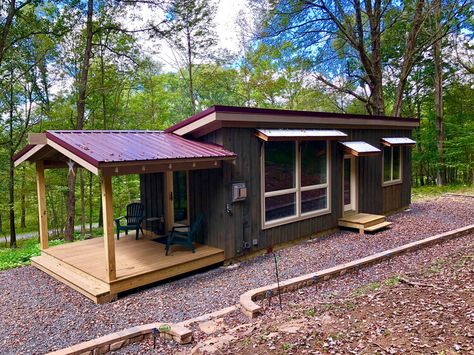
140, 127, 413, 259
139, 173, 164, 230
344, 128, 412, 215
188, 128, 342, 259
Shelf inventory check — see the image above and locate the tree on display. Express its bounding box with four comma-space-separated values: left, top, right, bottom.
432, 0, 445, 185
0, 1, 62, 247
263, 0, 470, 116
65, 0, 94, 242
161, 0, 218, 114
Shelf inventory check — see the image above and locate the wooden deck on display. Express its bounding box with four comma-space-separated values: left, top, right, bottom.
31, 235, 225, 303
338, 211, 392, 234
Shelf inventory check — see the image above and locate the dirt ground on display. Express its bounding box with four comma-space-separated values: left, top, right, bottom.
124, 232, 474, 354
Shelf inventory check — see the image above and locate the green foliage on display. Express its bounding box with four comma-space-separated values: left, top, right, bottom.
412, 184, 474, 201
0, 238, 63, 270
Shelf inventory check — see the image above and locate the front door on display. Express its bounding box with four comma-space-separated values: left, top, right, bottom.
343, 156, 357, 212
164, 171, 189, 231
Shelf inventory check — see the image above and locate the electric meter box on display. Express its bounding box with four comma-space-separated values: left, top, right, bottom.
232, 183, 247, 202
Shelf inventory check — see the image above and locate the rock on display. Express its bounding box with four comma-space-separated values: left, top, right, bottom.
191, 334, 236, 354
110, 340, 126, 351
198, 318, 225, 335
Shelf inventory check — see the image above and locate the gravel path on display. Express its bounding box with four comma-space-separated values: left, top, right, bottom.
0, 195, 472, 354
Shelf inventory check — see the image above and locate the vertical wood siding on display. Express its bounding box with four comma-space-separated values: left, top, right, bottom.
140, 126, 414, 259
139, 173, 164, 224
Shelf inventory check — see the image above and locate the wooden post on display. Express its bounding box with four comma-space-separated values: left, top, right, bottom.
36, 160, 48, 250
164, 171, 174, 231
101, 173, 116, 282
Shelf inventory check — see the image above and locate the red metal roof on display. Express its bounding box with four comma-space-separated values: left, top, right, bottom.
43, 130, 236, 167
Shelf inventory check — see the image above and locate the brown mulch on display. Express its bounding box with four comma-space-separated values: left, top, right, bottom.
0, 195, 473, 354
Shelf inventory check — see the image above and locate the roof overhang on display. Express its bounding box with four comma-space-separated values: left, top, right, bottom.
339, 141, 381, 156
256, 128, 347, 141
166, 106, 421, 138
381, 137, 416, 147
14, 131, 237, 176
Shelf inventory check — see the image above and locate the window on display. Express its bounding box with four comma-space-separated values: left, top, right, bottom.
383, 146, 402, 184
262, 141, 330, 227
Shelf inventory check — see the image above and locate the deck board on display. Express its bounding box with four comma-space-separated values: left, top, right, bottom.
36, 235, 225, 302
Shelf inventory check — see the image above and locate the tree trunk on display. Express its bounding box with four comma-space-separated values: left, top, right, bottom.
186, 28, 195, 113
80, 169, 86, 234
9, 157, 16, 248
100, 39, 107, 129
65, 0, 94, 241
391, 0, 426, 117
89, 171, 93, 233
20, 166, 26, 229
433, 0, 445, 186
98, 194, 103, 228
65, 169, 77, 241
0, 0, 16, 67
8, 67, 16, 248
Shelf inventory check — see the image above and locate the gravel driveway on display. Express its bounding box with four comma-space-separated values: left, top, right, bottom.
0, 195, 472, 354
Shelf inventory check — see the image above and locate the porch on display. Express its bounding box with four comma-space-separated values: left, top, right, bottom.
13, 130, 236, 303
31, 234, 224, 303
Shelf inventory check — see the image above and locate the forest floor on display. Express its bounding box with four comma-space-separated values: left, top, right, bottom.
122, 233, 474, 354
0, 195, 473, 353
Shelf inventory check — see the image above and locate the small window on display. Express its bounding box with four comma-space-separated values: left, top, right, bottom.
383, 146, 402, 184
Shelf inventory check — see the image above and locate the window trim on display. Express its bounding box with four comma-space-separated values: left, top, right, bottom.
382, 145, 403, 186
261, 140, 331, 230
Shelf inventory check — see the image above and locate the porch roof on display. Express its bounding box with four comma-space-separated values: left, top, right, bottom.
14, 130, 236, 175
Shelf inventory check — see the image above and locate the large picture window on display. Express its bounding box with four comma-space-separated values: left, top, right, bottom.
262, 140, 330, 228
383, 146, 402, 184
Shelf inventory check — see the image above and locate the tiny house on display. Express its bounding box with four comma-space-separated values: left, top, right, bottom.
14, 106, 418, 302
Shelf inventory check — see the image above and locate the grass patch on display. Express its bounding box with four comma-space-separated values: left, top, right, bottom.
384, 275, 401, 287
305, 308, 317, 317
412, 184, 474, 202
0, 238, 64, 271
351, 282, 381, 298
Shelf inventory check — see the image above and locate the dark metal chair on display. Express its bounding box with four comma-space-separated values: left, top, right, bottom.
115, 202, 145, 240
165, 215, 204, 256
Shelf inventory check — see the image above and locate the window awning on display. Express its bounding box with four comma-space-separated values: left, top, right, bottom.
339, 141, 381, 156
256, 129, 347, 141
381, 137, 416, 146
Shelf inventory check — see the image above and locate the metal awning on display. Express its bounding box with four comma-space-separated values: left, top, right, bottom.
13, 130, 237, 176
381, 137, 416, 146
255, 128, 347, 141
339, 141, 381, 156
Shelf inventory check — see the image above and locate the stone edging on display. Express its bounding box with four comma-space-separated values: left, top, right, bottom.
239, 224, 474, 318
47, 322, 192, 355
47, 306, 238, 355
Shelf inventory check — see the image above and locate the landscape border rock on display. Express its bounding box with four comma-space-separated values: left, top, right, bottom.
239, 224, 474, 318
47, 322, 192, 355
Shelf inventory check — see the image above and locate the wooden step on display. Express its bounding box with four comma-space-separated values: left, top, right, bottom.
339, 213, 385, 228
364, 221, 392, 233
31, 253, 112, 303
